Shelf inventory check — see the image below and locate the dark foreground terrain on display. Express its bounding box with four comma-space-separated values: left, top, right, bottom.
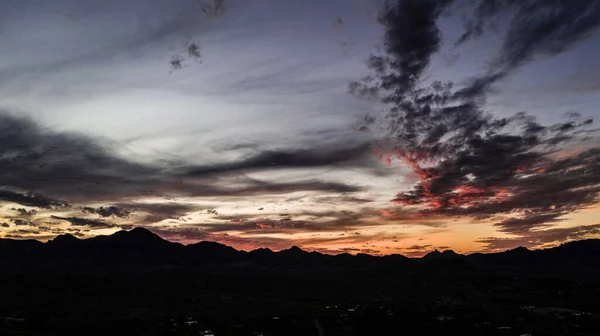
1, 228, 599, 335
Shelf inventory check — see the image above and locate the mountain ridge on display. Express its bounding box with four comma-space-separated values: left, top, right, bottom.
2, 228, 599, 265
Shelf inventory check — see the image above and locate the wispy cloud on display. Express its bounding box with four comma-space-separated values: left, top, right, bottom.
51, 215, 116, 228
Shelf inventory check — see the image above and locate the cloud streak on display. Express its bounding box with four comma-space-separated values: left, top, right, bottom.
0, 112, 367, 204
51, 216, 116, 228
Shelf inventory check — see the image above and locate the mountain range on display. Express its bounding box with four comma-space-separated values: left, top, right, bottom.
2, 228, 599, 281
2, 228, 600, 335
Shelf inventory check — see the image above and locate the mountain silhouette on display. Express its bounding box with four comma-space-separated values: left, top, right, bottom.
50, 233, 80, 244
423, 249, 463, 260
1, 231, 600, 336
2, 229, 600, 281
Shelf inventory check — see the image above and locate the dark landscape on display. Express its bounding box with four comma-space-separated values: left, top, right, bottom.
1, 228, 599, 336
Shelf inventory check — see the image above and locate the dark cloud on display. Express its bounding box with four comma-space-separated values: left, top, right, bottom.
0, 190, 69, 209
494, 213, 566, 235
312, 195, 374, 204
15, 208, 38, 217
183, 144, 373, 176
458, 1, 600, 64
374, 0, 454, 98
81, 206, 130, 218
0, 113, 160, 202
1, 223, 9, 228
456, 0, 600, 97
0, 112, 364, 207
50, 216, 115, 228
405, 244, 432, 250
201, 0, 228, 18
187, 42, 201, 59
6, 229, 41, 236
170, 55, 185, 70
355, 0, 600, 235
340, 247, 380, 255
112, 202, 198, 225
180, 209, 374, 235
11, 219, 32, 226
477, 223, 600, 252
212, 180, 362, 196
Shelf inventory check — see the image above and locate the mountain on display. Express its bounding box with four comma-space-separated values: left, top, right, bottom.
185, 240, 244, 263
0, 237, 43, 259
462, 240, 600, 281
423, 249, 463, 260
1, 230, 600, 281
50, 233, 80, 245
1, 233, 600, 335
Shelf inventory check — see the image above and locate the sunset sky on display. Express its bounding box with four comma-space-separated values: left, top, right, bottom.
1, 0, 599, 256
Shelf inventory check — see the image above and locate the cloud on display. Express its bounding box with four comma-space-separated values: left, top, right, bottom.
183, 144, 374, 176
11, 219, 32, 226
82, 206, 131, 218
200, 0, 228, 19
405, 244, 432, 250
458, 1, 600, 63
455, 0, 600, 97
311, 195, 374, 204
112, 202, 198, 225
50, 216, 115, 228
493, 212, 566, 235
477, 223, 600, 252
355, 0, 600, 236
6, 229, 41, 236
207, 180, 363, 196
339, 247, 380, 255
0, 190, 69, 209
376, 0, 454, 97
0, 112, 365, 205
14, 208, 38, 217
0, 112, 160, 202
175, 209, 375, 235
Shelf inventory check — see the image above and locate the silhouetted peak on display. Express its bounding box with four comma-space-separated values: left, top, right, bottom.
388, 253, 408, 259
188, 240, 234, 250
129, 227, 155, 236
508, 246, 531, 254
250, 247, 274, 254
423, 250, 441, 258
110, 227, 165, 243
51, 234, 79, 244
183, 240, 241, 262
280, 246, 308, 255
559, 239, 600, 249
549, 239, 600, 257
424, 249, 462, 260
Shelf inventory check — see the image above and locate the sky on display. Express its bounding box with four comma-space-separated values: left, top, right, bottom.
1, 0, 599, 257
